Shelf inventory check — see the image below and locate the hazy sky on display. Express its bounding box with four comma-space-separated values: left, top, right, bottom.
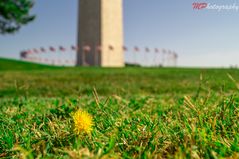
0, 0, 239, 67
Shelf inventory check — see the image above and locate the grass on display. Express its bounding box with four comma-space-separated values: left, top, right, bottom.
0, 58, 59, 71
0, 58, 239, 158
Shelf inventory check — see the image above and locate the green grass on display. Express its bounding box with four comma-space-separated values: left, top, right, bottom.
0, 58, 59, 71
0, 58, 239, 158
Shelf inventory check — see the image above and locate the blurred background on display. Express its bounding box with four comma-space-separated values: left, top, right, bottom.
0, 0, 239, 67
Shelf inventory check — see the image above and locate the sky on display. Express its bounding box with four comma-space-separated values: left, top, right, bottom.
0, 0, 239, 67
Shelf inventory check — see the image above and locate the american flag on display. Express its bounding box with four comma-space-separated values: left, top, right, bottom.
109, 45, 114, 50
33, 48, 39, 54
49, 46, 56, 52
27, 50, 33, 54
123, 46, 128, 51
40, 47, 46, 53
20, 51, 27, 58
134, 46, 140, 52
83, 45, 91, 52
155, 48, 159, 53
59, 46, 66, 52
145, 47, 150, 53
71, 45, 77, 51
96, 45, 101, 51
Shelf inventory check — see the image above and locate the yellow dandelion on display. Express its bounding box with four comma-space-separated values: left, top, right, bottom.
72, 109, 94, 134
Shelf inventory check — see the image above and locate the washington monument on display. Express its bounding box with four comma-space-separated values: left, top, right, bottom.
77, 0, 124, 67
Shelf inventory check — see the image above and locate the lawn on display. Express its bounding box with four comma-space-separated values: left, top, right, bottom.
0, 58, 239, 158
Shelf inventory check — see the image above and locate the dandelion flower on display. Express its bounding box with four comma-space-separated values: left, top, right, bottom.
73, 109, 94, 134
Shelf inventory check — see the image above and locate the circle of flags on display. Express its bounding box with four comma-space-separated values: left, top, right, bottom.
20, 45, 179, 66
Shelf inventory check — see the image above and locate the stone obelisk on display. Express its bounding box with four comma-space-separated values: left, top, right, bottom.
77, 0, 124, 67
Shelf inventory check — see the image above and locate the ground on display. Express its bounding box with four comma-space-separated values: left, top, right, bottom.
0, 58, 239, 158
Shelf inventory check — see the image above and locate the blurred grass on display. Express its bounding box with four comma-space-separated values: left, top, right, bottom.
0, 58, 239, 158
1, 59, 239, 98
0, 58, 59, 71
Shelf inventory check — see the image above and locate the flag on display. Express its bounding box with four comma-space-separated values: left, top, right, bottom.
49, 46, 55, 52
27, 50, 32, 54
20, 51, 27, 58
155, 48, 159, 53
123, 46, 128, 51
96, 45, 101, 52
83, 45, 91, 52
40, 47, 46, 53
71, 45, 77, 51
109, 45, 114, 50
33, 48, 39, 54
59, 46, 66, 52
145, 47, 150, 53
134, 46, 140, 52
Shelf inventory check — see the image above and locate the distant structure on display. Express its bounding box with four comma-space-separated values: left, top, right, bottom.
77, 0, 124, 67
20, 0, 179, 67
